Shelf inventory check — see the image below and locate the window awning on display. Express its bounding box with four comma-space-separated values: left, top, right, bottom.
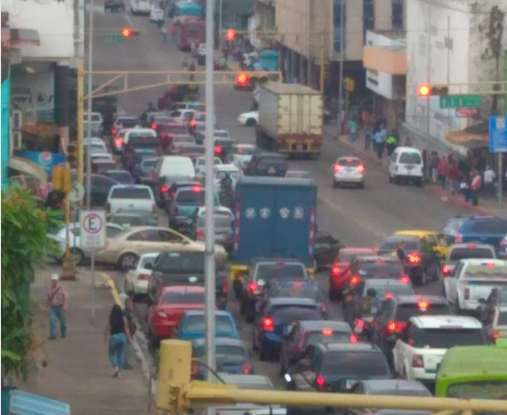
445, 129, 489, 150
9, 156, 48, 182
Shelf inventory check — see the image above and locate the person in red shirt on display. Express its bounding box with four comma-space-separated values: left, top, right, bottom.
470, 169, 482, 206
437, 156, 448, 189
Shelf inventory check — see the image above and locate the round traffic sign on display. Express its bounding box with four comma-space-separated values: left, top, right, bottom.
82, 212, 104, 234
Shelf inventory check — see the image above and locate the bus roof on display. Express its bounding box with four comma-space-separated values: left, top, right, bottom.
437, 346, 507, 382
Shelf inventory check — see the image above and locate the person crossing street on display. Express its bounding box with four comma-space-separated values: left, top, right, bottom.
47, 273, 68, 340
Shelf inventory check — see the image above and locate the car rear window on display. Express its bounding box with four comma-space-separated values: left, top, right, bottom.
185, 315, 233, 332
271, 306, 320, 321
380, 240, 419, 251
128, 135, 159, 147
304, 331, 350, 347
189, 104, 206, 112
470, 219, 507, 234
272, 284, 321, 301
338, 158, 361, 166
156, 251, 205, 273
174, 136, 195, 144
395, 303, 451, 321
321, 351, 389, 377
464, 265, 507, 279
399, 152, 422, 164
193, 345, 247, 359
359, 261, 403, 279
214, 131, 229, 138
412, 328, 487, 348
110, 187, 152, 199
161, 290, 205, 304
256, 264, 307, 281
107, 171, 133, 184
181, 146, 205, 155
176, 190, 205, 205
449, 248, 495, 261
258, 159, 287, 168
216, 171, 240, 181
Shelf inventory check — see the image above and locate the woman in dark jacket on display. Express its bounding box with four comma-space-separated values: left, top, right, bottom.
104, 304, 132, 378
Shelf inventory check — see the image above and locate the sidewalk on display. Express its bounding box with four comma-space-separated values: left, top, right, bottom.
24, 265, 155, 415
324, 125, 507, 218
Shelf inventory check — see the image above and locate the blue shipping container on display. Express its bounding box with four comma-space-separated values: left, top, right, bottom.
175, 2, 203, 18
232, 177, 317, 267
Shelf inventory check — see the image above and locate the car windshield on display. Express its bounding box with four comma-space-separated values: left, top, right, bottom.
359, 261, 403, 279
449, 248, 495, 261
107, 172, 133, 184
134, 149, 157, 158
412, 328, 486, 348
156, 252, 205, 273
399, 153, 422, 164
185, 315, 233, 332
464, 265, 507, 279
272, 284, 321, 301
111, 215, 145, 227
442, 217, 468, 235
161, 290, 205, 304
256, 264, 306, 281
271, 306, 320, 322
380, 240, 419, 251
394, 303, 451, 321
193, 345, 247, 359
119, 118, 139, 128
176, 189, 205, 205
162, 125, 189, 134
216, 171, 240, 180
110, 187, 152, 199
174, 136, 195, 144
305, 331, 350, 347
321, 351, 389, 378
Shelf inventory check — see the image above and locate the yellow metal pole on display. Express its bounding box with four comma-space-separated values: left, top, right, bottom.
77, 58, 84, 187
61, 179, 75, 280
320, 31, 325, 93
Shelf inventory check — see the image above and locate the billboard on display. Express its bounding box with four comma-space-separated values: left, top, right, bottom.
13, 151, 66, 179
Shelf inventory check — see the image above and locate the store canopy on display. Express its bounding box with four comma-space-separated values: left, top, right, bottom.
9, 390, 71, 415
9, 156, 48, 182
445, 129, 489, 150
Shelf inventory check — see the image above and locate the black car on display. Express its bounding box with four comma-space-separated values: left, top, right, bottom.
214, 137, 238, 162
244, 153, 288, 177
104, 169, 134, 184
279, 320, 353, 375
377, 235, 439, 286
357, 295, 452, 364
104, 0, 125, 12
314, 231, 342, 269
285, 342, 392, 393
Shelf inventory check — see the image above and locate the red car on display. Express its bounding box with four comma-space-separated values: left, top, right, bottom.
148, 286, 214, 347
329, 247, 375, 301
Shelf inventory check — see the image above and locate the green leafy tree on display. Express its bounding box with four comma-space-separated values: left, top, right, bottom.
1, 186, 61, 381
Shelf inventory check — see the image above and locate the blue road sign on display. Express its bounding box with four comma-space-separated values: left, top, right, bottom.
489, 116, 507, 153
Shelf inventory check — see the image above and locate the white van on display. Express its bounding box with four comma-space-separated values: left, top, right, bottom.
388, 146, 424, 187
153, 156, 196, 206
130, 0, 152, 15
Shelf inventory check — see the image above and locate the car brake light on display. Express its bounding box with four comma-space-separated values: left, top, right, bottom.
112, 127, 117, 136
138, 274, 149, 280
262, 318, 274, 331
293, 281, 303, 288
387, 321, 405, 332
196, 230, 204, 239
334, 164, 343, 172
189, 119, 197, 127
385, 292, 393, 300
408, 252, 421, 264
400, 275, 410, 284
441, 265, 451, 275
249, 282, 258, 292
192, 186, 202, 193
467, 243, 477, 249
418, 300, 429, 310
157, 311, 168, 318
322, 328, 333, 336
350, 275, 360, 285
355, 319, 365, 329
331, 265, 341, 277
350, 334, 358, 343
214, 146, 222, 154
151, 123, 157, 129
464, 288, 470, 300
114, 137, 123, 147
161, 185, 169, 193
455, 234, 463, 243
412, 354, 424, 368
321, 303, 327, 313
492, 331, 500, 341
241, 363, 252, 374
356, 164, 365, 173
222, 279, 228, 294
485, 262, 495, 268
315, 376, 325, 390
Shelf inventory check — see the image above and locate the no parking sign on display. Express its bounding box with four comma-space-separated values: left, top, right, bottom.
80, 210, 106, 248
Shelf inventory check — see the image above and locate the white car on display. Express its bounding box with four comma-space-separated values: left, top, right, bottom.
214, 129, 230, 139
124, 252, 158, 296
195, 156, 222, 176
149, 8, 164, 22
393, 315, 485, 382
388, 146, 424, 187
112, 116, 142, 137
237, 110, 258, 126
89, 152, 114, 161
84, 138, 107, 153
500, 234, 507, 258
106, 184, 156, 216
443, 259, 507, 313
84, 112, 104, 136
214, 164, 241, 189
333, 156, 365, 188
225, 144, 256, 170
168, 109, 197, 124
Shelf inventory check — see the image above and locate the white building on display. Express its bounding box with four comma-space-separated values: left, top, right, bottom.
404, 0, 507, 156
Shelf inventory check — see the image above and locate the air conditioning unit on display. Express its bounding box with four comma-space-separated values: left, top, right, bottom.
11, 110, 23, 150
12, 110, 22, 130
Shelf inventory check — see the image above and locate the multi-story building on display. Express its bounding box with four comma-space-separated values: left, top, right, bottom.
403, 0, 507, 157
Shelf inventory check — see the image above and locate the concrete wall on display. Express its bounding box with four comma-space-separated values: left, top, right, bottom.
2, 0, 76, 61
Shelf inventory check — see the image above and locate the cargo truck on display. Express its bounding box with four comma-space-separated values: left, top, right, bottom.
230, 177, 318, 297
255, 83, 323, 159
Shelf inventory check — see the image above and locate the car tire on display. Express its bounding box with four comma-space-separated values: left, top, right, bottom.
70, 248, 86, 266
246, 119, 256, 127
117, 252, 138, 272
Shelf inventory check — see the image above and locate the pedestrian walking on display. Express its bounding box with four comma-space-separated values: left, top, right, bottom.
104, 304, 132, 378
375, 128, 386, 159
437, 156, 448, 190
170, 24, 176, 42
430, 152, 440, 183
188, 61, 196, 82
123, 298, 136, 370
47, 273, 68, 340
483, 165, 496, 198
385, 131, 397, 156
363, 125, 372, 150
448, 159, 461, 196
470, 169, 482, 206
161, 25, 168, 41
349, 119, 358, 142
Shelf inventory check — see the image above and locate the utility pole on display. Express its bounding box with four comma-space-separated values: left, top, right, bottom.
204, 0, 216, 401
77, 59, 84, 186
218, 0, 223, 48
426, 0, 432, 144
319, 31, 325, 93
337, 0, 344, 134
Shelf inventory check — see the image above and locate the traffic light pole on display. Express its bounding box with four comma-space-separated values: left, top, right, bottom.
77, 59, 84, 187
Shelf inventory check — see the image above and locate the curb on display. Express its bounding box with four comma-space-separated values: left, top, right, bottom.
101, 272, 123, 307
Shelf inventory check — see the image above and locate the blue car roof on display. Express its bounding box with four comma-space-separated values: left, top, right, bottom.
193, 337, 245, 348
183, 310, 233, 317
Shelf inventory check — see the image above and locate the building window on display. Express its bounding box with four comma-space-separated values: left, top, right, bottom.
363, 0, 374, 39
334, 0, 346, 53
392, 0, 404, 30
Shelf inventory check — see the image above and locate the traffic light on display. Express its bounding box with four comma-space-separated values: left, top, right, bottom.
417, 84, 449, 97
122, 27, 132, 38
52, 165, 71, 193
344, 77, 355, 92
225, 29, 236, 41
67, 142, 77, 168
236, 72, 249, 87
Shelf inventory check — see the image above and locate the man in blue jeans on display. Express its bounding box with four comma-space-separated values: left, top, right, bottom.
46, 274, 68, 340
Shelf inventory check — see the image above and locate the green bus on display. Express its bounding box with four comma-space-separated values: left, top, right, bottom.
435, 344, 507, 400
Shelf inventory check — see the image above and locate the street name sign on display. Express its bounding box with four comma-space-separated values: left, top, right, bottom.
439, 95, 482, 109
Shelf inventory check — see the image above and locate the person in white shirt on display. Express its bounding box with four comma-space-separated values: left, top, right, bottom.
483, 166, 496, 198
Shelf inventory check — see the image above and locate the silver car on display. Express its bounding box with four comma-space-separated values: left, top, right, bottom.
190, 206, 234, 252
333, 156, 365, 188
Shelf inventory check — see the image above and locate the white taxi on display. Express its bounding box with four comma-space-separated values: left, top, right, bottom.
393, 315, 486, 382
443, 259, 507, 313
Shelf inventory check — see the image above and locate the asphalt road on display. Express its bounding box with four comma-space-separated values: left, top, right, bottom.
90, 5, 470, 388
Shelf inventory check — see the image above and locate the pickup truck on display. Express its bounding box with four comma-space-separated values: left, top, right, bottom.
443, 259, 507, 314
440, 243, 496, 279
147, 250, 228, 310
106, 184, 157, 216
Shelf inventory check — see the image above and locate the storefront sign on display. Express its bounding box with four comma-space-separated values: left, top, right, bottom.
14, 151, 65, 179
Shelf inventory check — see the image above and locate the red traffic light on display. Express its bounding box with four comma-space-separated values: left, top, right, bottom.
121, 27, 132, 38
225, 29, 236, 41
418, 84, 430, 97
236, 72, 249, 86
